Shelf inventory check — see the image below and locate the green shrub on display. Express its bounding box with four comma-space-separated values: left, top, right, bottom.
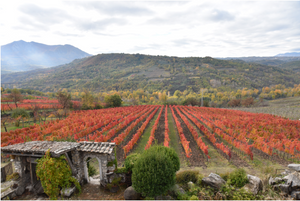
124, 153, 140, 173
132, 145, 179, 197
149, 145, 180, 172
87, 158, 97, 177
221, 183, 263, 200
176, 170, 200, 185
227, 168, 248, 188
219, 172, 230, 181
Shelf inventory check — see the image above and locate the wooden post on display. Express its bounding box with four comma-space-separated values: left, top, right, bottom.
29, 157, 33, 185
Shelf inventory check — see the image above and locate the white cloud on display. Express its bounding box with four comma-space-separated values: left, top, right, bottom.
1, 1, 300, 57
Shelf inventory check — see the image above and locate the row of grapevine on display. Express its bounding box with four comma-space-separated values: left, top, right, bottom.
170, 106, 192, 158
123, 107, 159, 157
164, 106, 170, 147
145, 106, 164, 150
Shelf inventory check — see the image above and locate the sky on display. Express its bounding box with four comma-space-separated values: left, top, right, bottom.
1, 0, 300, 57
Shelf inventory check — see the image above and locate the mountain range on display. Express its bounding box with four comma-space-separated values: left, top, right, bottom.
2, 53, 300, 93
1, 40, 91, 74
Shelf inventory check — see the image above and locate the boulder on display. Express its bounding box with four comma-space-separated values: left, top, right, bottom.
168, 184, 185, 197
290, 191, 300, 200
243, 174, 263, 195
124, 186, 141, 200
202, 173, 225, 189
15, 185, 25, 196
288, 164, 300, 172
274, 184, 291, 195
60, 186, 76, 197
283, 171, 300, 190
32, 181, 45, 195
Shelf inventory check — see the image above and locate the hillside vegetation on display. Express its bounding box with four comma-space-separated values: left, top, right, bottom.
2, 53, 300, 93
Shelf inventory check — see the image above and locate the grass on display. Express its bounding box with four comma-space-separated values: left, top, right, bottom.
130, 108, 161, 155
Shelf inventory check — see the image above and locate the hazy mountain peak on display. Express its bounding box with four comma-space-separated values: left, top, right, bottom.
1, 40, 92, 73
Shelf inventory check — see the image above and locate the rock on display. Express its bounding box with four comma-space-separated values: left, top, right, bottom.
124, 186, 141, 200
15, 185, 25, 196
243, 174, 263, 195
187, 181, 195, 189
269, 176, 284, 185
155, 195, 173, 200
274, 184, 291, 195
288, 164, 300, 172
168, 184, 185, 197
291, 191, 300, 200
283, 172, 300, 190
34, 181, 44, 195
60, 186, 76, 197
202, 173, 226, 189
281, 169, 293, 176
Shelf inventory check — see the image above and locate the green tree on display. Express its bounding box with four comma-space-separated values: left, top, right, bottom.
8, 88, 23, 108
81, 89, 94, 109
104, 94, 122, 107
11, 108, 29, 127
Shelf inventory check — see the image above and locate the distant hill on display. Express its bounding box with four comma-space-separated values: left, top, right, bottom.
276, 52, 300, 57
219, 56, 300, 72
2, 53, 300, 93
1, 40, 92, 73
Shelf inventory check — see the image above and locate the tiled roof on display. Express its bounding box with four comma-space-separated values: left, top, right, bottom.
77, 141, 116, 154
1, 141, 80, 157
1, 141, 116, 156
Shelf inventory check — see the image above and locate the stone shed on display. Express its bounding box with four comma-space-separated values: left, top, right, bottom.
1, 141, 117, 196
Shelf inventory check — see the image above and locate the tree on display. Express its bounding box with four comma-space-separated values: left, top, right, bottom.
104, 94, 122, 107
57, 91, 72, 109
8, 88, 23, 108
81, 89, 94, 109
11, 108, 29, 128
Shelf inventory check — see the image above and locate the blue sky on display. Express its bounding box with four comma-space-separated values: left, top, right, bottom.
1, 1, 300, 57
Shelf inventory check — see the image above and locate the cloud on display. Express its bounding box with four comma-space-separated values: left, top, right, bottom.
53, 31, 83, 37
209, 9, 235, 22
19, 4, 73, 25
69, 2, 153, 16
76, 18, 127, 31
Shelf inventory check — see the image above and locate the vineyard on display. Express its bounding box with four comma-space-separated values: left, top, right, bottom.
2, 105, 300, 169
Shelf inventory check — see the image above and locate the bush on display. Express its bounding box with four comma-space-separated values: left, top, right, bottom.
132, 145, 179, 197
182, 97, 199, 106
149, 145, 180, 172
227, 168, 248, 188
36, 150, 81, 199
219, 172, 230, 182
124, 153, 140, 173
176, 170, 200, 185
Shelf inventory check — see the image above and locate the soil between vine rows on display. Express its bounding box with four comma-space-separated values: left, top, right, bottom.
155, 107, 165, 145
173, 108, 207, 168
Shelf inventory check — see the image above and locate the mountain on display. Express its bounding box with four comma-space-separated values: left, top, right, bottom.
2, 53, 300, 93
276, 52, 300, 57
1, 40, 92, 73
